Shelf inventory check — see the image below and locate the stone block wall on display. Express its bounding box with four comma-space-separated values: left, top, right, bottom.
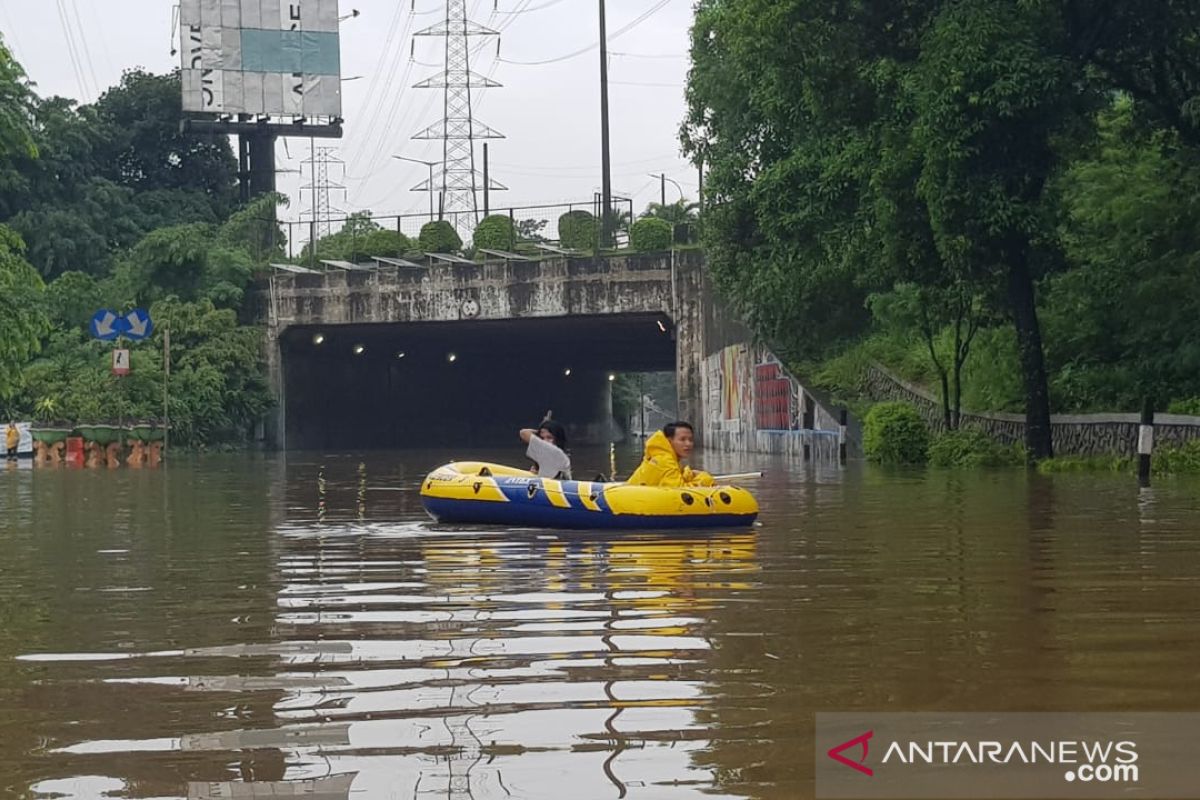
865, 366, 1200, 456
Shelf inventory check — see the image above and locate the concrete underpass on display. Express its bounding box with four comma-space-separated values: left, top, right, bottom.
280, 313, 676, 450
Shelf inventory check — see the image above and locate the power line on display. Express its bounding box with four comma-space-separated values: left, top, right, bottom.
54, 0, 91, 100
610, 50, 686, 59
497, 0, 672, 65
494, 0, 570, 12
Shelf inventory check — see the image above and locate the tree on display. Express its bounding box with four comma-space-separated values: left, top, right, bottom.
517, 218, 549, 243
641, 199, 699, 226
1046, 99, 1200, 410
0, 36, 36, 162
684, 0, 1096, 460
92, 70, 238, 214
0, 226, 50, 404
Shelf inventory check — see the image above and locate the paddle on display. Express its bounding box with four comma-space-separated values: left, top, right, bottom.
710, 471, 765, 483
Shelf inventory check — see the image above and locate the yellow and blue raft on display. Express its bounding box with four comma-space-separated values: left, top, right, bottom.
420, 462, 759, 530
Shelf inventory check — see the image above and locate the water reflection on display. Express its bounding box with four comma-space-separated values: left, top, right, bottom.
3, 453, 1200, 799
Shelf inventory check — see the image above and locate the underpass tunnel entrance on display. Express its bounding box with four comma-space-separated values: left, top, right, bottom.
281, 313, 677, 450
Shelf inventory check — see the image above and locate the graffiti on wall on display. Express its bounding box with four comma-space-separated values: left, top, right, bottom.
707, 345, 809, 433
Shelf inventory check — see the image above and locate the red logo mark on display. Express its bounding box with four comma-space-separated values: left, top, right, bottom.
827, 730, 874, 777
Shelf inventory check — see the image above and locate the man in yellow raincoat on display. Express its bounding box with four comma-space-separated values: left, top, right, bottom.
626, 421, 715, 487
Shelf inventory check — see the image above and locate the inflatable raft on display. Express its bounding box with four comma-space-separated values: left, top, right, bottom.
420, 462, 759, 530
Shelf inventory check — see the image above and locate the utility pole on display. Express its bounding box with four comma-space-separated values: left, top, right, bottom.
599, 0, 613, 246
660, 173, 666, 207
483, 143, 490, 217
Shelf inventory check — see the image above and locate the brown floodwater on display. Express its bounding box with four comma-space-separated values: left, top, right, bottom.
1, 447, 1199, 799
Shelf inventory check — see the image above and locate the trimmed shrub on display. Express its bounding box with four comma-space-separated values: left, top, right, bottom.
418, 220, 462, 253
863, 402, 929, 464
558, 210, 598, 251
473, 215, 515, 251
359, 229, 411, 260
630, 217, 673, 252
928, 428, 1023, 468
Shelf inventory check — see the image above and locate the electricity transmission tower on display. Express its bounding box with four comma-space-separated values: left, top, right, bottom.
412, 0, 506, 224
300, 146, 346, 241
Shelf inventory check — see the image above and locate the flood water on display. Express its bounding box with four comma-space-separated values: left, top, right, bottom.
2, 447, 1199, 799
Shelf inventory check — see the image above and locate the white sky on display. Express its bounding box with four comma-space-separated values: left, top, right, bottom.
0, 0, 699, 225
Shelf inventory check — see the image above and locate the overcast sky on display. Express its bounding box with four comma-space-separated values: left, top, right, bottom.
0, 0, 698, 225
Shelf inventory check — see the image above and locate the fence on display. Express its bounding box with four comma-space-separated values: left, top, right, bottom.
261, 197, 636, 264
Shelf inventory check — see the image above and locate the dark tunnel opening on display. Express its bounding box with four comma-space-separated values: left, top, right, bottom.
281, 313, 677, 450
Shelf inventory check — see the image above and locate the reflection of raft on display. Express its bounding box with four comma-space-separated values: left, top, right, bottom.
420, 462, 759, 530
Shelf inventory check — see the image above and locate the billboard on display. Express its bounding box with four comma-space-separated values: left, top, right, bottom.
180, 0, 342, 117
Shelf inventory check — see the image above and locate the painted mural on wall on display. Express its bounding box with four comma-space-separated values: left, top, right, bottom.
706, 344, 808, 433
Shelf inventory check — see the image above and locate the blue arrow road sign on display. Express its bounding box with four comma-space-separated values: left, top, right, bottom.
90, 309, 122, 341
123, 308, 154, 341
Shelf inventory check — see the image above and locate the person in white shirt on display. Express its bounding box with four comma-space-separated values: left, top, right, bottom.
519, 420, 572, 480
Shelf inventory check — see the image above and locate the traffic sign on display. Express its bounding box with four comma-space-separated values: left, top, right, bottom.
112, 349, 131, 376
90, 309, 122, 341
123, 308, 153, 341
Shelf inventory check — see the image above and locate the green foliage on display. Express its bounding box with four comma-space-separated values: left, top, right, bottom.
44, 271, 103, 331
630, 217, 673, 252
1168, 398, 1200, 416
928, 428, 1023, 468
557, 210, 597, 251
863, 402, 929, 465
1036, 456, 1133, 474
299, 211, 412, 264
0, 68, 237, 279
517, 218, 548, 243
0, 226, 50, 401
0, 36, 36, 160
473, 215, 515, 251
1152, 441, 1200, 475
1043, 100, 1200, 411
418, 220, 462, 253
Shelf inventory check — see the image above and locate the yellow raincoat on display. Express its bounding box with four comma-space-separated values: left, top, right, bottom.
626, 430, 714, 488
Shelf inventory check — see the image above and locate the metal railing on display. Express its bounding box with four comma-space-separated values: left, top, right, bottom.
269, 197, 636, 264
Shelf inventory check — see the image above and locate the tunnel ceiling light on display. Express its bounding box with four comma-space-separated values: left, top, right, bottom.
564, 368, 572, 377
396, 351, 406, 359
608, 373, 616, 382
353, 344, 365, 355
448, 352, 458, 363
657, 320, 667, 333
312, 333, 325, 345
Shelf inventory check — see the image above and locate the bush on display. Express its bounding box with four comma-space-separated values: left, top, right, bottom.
863, 402, 929, 464
473, 215, 515, 251
1168, 397, 1200, 416
630, 217, 673, 252
360, 229, 411, 259
1153, 440, 1200, 474
418, 220, 462, 253
928, 428, 1023, 468
1037, 456, 1133, 474
558, 210, 597, 251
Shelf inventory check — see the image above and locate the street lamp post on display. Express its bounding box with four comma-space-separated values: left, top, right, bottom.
393, 155, 441, 221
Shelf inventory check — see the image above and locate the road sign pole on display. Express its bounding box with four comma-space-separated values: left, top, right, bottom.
163, 322, 170, 458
